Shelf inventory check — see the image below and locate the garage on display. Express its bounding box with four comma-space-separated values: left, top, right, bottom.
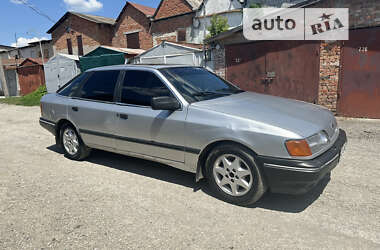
17, 58, 46, 96
226, 40, 321, 104
337, 27, 380, 119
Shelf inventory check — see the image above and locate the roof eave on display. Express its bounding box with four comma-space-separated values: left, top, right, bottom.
204, 25, 243, 44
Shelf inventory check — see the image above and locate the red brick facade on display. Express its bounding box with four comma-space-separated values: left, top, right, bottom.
318, 42, 342, 112
154, 0, 193, 20
213, 47, 226, 79
151, 13, 194, 45
112, 4, 153, 50
209, 0, 380, 114
50, 14, 113, 55
312, 0, 380, 111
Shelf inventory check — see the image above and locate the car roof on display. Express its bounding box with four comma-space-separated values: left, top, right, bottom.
87, 64, 198, 72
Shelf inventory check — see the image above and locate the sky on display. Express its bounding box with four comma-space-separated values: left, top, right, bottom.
0, 0, 161, 47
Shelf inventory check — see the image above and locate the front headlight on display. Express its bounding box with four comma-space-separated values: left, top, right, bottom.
286, 131, 329, 157
306, 131, 329, 154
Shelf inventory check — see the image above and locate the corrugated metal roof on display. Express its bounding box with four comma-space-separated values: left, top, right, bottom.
166, 41, 204, 50
47, 12, 115, 33
57, 53, 80, 61
70, 12, 116, 25
99, 46, 145, 55
129, 2, 156, 17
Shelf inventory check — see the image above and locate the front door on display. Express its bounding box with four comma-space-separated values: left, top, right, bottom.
114, 70, 186, 163
67, 70, 121, 150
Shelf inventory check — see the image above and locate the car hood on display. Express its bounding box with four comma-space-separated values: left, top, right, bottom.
190, 91, 335, 138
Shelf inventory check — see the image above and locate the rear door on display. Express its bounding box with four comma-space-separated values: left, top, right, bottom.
67, 70, 122, 150
114, 69, 186, 163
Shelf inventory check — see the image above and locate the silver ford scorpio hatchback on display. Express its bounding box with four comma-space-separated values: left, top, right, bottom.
40, 65, 347, 205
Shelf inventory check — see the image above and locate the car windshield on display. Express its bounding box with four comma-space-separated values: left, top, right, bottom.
159, 67, 244, 103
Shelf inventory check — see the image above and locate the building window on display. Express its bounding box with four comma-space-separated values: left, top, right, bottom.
177, 29, 186, 42
67, 38, 73, 55
77, 35, 83, 56
126, 32, 140, 49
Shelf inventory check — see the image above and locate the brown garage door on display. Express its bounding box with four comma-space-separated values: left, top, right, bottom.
17, 60, 45, 96
337, 27, 380, 118
226, 41, 321, 103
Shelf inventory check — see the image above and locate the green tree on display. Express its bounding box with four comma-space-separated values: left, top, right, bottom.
249, 3, 262, 8
207, 15, 229, 38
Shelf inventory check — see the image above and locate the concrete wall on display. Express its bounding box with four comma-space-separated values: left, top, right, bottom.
190, 0, 297, 44
5, 43, 54, 60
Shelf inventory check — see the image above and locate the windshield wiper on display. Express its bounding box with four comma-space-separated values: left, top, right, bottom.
214, 88, 245, 94
193, 91, 222, 97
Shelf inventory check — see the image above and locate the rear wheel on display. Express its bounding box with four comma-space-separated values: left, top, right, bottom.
205, 144, 267, 206
60, 123, 91, 160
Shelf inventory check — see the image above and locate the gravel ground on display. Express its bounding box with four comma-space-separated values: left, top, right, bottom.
0, 104, 379, 249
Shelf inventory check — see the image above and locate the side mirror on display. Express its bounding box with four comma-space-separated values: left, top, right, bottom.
151, 96, 180, 111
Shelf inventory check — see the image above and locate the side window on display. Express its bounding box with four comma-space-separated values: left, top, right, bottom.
58, 73, 88, 96
79, 70, 120, 102
121, 70, 172, 106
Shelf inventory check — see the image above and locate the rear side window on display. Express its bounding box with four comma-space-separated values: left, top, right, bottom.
58, 73, 87, 97
79, 70, 120, 102
120, 70, 172, 106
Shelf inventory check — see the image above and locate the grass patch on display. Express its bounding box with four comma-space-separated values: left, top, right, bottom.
0, 85, 47, 106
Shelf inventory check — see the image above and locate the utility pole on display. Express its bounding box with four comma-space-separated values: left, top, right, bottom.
0, 61, 9, 97
39, 40, 44, 61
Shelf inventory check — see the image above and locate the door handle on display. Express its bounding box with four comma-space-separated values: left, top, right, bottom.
117, 113, 128, 120
72, 106, 79, 112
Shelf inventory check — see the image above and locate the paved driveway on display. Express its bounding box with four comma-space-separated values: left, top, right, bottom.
0, 104, 379, 249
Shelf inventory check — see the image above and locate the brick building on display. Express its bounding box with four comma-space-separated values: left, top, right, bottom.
205, 0, 380, 118
47, 12, 115, 56
112, 2, 156, 50
151, 0, 202, 46
311, 0, 380, 117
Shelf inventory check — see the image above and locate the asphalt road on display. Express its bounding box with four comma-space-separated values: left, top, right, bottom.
0, 104, 379, 249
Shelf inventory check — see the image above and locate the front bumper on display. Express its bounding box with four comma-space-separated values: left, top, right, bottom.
257, 129, 347, 195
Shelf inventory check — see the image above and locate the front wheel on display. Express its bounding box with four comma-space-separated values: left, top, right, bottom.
60, 123, 91, 161
205, 144, 267, 206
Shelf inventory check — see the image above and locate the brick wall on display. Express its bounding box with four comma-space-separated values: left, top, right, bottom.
311, 0, 380, 28
51, 14, 113, 55
155, 0, 193, 19
112, 5, 153, 50
213, 47, 226, 79
318, 42, 342, 112
314, 0, 380, 112
151, 13, 194, 45
154, 35, 177, 45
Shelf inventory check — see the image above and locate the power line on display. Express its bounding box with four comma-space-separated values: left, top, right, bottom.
17, 0, 56, 24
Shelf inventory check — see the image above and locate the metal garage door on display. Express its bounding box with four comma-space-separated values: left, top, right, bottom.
226, 41, 321, 103
337, 27, 380, 118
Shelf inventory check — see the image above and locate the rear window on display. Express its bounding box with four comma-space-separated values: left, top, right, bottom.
78, 70, 120, 102
57, 73, 87, 97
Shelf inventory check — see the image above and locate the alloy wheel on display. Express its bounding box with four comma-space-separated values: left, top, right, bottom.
213, 154, 253, 196
62, 127, 79, 156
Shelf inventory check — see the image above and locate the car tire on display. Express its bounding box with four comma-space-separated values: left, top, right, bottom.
205, 143, 267, 206
60, 123, 91, 161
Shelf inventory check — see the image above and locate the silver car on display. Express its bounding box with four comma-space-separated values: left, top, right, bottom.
40, 65, 347, 205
